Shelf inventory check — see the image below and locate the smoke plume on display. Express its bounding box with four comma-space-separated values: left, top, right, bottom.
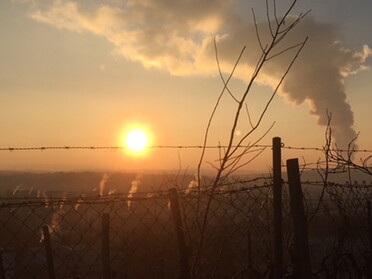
30, 0, 371, 147
99, 173, 109, 196
186, 175, 198, 194
74, 195, 84, 211
12, 185, 22, 197
127, 175, 142, 210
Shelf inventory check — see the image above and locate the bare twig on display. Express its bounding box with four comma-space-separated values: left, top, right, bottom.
266, 0, 274, 38
252, 8, 267, 53
245, 103, 254, 129
214, 37, 239, 103
267, 41, 306, 60
197, 45, 246, 190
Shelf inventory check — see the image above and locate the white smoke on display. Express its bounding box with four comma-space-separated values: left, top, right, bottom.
186, 175, 198, 194
30, 0, 371, 147
74, 195, 84, 211
99, 173, 109, 196
127, 175, 142, 210
12, 185, 22, 197
28, 187, 34, 197
59, 191, 68, 210
41, 190, 50, 208
108, 189, 116, 196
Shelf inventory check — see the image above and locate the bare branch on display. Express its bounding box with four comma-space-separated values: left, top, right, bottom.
206, 161, 220, 171
197, 45, 246, 187
214, 37, 239, 103
252, 8, 267, 53
273, 0, 279, 26
278, 0, 298, 28
245, 103, 254, 129
277, 10, 311, 35
267, 41, 306, 60
229, 121, 275, 162
230, 37, 307, 159
265, 0, 274, 37
225, 147, 267, 176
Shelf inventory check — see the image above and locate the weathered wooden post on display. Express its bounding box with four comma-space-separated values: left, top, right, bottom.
287, 158, 312, 279
273, 137, 283, 279
368, 201, 372, 254
0, 248, 5, 279
168, 188, 189, 279
247, 230, 253, 278
102, 213, 111, 279
367, 201, 372, 276
158, 257, 165, 279
42, 225, 56, 279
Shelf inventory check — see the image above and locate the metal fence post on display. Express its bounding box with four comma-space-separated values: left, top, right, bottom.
273, 137, 283, 279
42, 225, 56, 279
287, 158, 312, 279
102, 213, 111, 279
168, 188, 189, 279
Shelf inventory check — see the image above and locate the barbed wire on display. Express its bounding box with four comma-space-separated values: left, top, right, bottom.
1, 144, 371, 152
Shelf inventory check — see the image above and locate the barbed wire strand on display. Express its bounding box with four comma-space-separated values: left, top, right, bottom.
0, 144, 371, 152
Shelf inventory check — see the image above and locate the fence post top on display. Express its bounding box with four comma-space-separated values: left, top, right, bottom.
287, 158, 299, 164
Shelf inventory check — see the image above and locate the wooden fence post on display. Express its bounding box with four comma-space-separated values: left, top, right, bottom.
168, 188, 189, 279
158, 257, 165, 279
102, 213, 111, 279
247, 230, 253, 278
273, 137, 283, 279
368, 201, 372, 254
367, 201, 372, 276
287, 158, 312, 279
0, 249, 5, 279
42, 225, 56, 279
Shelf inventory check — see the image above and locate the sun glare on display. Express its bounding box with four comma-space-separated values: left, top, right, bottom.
125, 129, 148, 152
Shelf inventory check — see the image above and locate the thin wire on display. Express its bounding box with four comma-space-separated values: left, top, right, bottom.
1, 144, 371, 152
0, 145, 268, 151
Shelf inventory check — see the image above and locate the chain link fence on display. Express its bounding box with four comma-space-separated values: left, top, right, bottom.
0, 180, 371, 278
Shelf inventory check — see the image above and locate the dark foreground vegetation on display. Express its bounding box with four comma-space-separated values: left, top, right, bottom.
0, 169, 371, 278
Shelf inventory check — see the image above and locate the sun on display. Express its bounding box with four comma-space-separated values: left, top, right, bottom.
125, 129, 148, 152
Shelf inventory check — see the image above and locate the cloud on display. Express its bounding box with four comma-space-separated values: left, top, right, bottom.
30, 0, 371, 147
30, 0, 229, 75
31, 1, 85, 32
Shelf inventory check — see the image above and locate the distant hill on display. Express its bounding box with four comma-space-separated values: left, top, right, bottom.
0, 168, 370, 197
0, 171, 195, 197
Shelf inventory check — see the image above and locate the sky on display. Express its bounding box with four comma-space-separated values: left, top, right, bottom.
0, 0, 371, 173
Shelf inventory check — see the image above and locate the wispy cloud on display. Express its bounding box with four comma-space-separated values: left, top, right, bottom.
29, 0, 371, 147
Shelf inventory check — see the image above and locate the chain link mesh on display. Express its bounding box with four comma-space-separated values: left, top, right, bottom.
0, 181, 371, 278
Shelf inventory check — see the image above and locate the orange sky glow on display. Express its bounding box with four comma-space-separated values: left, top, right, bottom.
0, 0, 371, 173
